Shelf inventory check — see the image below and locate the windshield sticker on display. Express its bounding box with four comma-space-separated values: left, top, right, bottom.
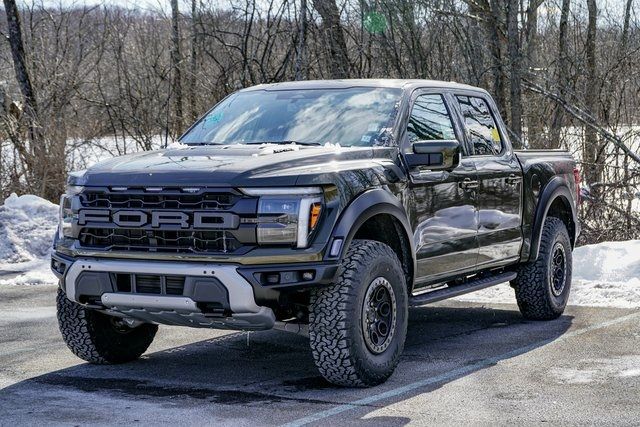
361, 135, 372, 143
368, 123, 379, 132
204, 112, 224, 125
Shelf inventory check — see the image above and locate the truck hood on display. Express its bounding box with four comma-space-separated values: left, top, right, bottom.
73, 144, 393, 187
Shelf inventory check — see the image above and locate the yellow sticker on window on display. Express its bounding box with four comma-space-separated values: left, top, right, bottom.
491, 127, 501, 142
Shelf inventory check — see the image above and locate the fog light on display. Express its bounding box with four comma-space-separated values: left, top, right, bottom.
265, 273, 280, 284
302, 271, 315, 281
51, 259, 66, 275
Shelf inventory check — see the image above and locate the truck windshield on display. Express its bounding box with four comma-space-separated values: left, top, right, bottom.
180, 87, 402, 147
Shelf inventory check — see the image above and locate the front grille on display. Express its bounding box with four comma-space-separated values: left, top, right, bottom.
136, 274, 162, 293
166, 276, 185, 295
79, 228, 242, 253
113, 273, 186, 295
81, 191, 236, 210
76, 187, 255, 254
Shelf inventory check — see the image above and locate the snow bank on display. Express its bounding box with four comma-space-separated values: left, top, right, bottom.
570, 240, 640, 308
457, 240, 640, 308
0, 194, 58, 286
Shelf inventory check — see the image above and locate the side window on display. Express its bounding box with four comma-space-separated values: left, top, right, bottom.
406, 94, 456, 144
456, 95, 503, 156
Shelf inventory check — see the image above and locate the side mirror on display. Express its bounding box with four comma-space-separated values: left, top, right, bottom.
405, 139, 461, 170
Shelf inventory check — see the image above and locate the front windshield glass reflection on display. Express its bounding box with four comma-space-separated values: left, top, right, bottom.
180, 87, 402, 147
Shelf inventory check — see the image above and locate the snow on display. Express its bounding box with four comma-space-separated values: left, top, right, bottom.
0, 306, 56, 323
0, 194, 59, 286
456, 240, 640, 308
251, 142, 301, 157
1, 192, 640, 310
550, 356, 640, 384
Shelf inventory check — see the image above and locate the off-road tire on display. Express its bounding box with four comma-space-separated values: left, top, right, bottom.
56, 288, 158, 364
309, 239, 408, 387
512, 217, 572, 320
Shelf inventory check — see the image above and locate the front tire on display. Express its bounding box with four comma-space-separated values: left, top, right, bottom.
309, 239, 408, 387
512, 217, 572, 320
56, 288, 158, 364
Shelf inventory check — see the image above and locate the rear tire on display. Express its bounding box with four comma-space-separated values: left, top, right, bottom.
56, 288, 158, 364
309, 239, 408, 387
512, 217, 572, 320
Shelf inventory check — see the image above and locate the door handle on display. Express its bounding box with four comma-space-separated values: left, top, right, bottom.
506, 174, 522, 185
459, 178, 479, 190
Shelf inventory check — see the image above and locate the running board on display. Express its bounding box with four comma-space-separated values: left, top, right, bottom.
409, 271, 517, 307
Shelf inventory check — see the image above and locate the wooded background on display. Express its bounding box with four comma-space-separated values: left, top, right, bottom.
0, 0, 638, 245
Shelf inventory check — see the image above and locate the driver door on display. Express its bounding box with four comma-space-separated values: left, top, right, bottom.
402, 91, 479, 285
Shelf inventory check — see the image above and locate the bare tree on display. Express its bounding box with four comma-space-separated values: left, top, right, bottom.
295, 0, 308, 80
170, 0, 183, 132
549, 0, 571, 148
312, 0, 350, 78
188, 0, 199, 121
584, 0, 599, 186
506, 0, 522, 144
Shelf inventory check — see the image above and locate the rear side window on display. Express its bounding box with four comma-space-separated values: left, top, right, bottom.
406, 94, 456, 143
456, 95, 503, 156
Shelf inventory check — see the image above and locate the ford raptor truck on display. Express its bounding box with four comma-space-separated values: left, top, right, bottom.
52, 79, 580, 387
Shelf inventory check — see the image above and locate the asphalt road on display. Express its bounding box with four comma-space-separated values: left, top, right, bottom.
1, 283, 639, 426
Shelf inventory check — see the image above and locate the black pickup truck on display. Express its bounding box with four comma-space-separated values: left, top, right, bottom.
52, 79, 580, 387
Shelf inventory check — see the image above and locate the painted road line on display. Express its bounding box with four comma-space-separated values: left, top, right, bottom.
282, 310, 640, 427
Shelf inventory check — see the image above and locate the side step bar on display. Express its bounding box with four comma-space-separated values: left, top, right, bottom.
410, 271, 517, 307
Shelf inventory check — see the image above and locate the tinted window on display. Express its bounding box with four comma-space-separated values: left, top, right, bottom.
406, 94, 456, 143
181, 87, 402, 147
456, 95, 503, 156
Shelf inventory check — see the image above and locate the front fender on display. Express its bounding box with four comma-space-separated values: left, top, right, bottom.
325, 188, 416, 284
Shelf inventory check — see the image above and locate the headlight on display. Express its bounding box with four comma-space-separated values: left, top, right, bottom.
241, 187, 323, 248
58, 186, 83, 238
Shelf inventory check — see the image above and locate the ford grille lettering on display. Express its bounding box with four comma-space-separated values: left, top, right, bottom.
78, 209, 239, 229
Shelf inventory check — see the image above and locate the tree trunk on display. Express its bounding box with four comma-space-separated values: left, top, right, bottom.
170, 0, 183, 133
295, 0, 308, 80
524, 0, 545, 148
188, 0, 198, 121
584, 0, 599, 186
601, 0, 632, 124
2, 0, 65, 200
466, 1, 486, 87
3, 0, 40, 144
506, 0, 522, 146
483, 0, 507, 119
311, 0, 350, 79
549, 0, 570, 148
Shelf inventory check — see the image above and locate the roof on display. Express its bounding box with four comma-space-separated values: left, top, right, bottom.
240, 78, 486, 93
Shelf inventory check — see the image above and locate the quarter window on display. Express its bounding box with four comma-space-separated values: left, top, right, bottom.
456, 95, 503, 156
407, 94, 456, 143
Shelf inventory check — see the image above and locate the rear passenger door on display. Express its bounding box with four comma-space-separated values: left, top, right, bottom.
403, 91, 479, 283
454, 94, 523, 267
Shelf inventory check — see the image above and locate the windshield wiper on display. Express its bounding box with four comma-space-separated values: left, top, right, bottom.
243, 140, 322, 146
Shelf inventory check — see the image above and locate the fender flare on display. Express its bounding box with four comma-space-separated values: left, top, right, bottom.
528, 176, 578, 262
326, 188, 416, 287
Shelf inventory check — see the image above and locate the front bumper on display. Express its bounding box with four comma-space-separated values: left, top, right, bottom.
53, 252, 341, 331
56, 256, 276, 331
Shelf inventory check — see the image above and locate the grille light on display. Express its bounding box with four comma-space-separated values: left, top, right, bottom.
58, 195, 74, 238
240, 187, 322, 196
58, 185, 83, 238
